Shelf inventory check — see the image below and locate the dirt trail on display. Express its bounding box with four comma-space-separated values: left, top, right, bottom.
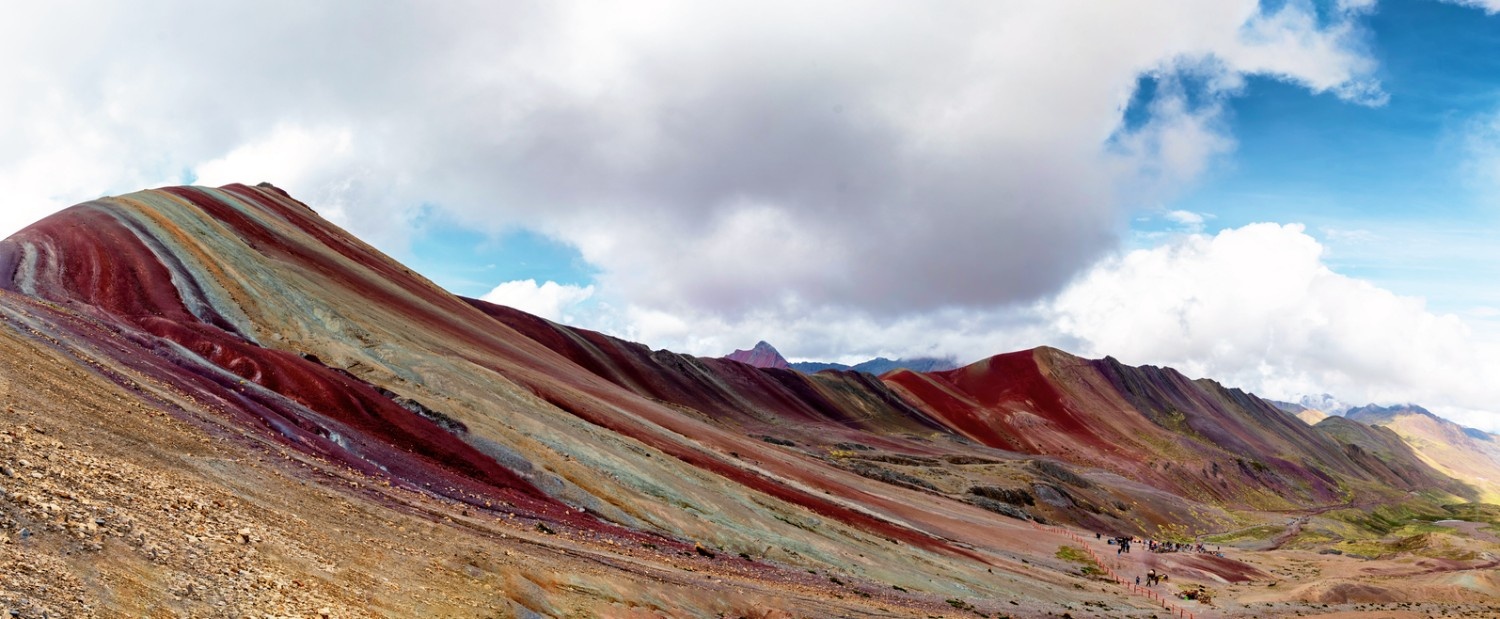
1269, 516, 1309, 550
1264, 499, 1367, 550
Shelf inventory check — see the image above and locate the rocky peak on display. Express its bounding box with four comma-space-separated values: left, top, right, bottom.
724, 341, 790, 370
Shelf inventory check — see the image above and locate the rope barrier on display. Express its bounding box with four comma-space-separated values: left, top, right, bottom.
1022, 520, 1201, 619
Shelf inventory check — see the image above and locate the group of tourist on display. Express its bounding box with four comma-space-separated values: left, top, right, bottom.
1102, 533, 1222, 557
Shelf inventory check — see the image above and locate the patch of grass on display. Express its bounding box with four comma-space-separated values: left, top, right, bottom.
1332, 531, 1477, 561
1204, 524, 1283, 543
1154, 522, 1194, 544
1392, 522, 1451, 537
1334, 539, 1389, 559
1330, 501, 1450, 536
1055, 545, 1105, 577
1442, 502, 1500, 527
1286, 528, 1340, 548
1055, 545, 1090, 564
1389, 533, 1432, 552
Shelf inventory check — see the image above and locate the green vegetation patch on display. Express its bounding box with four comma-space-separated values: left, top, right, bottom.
1055, 545, 1091, 563
1329, 500, 1450, 536
1286, 528, 1340, 549
1442, 502, 1500, 527
1055, 545, 1104, 577
1333, 530, 1478, 561
1204, 524, 1283, 544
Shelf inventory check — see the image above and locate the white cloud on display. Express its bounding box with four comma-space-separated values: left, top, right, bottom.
16, 2, 1492, 428
1319, 226, 1378, 244
192, 125, 421, 247
481, 279, 596, 323
0, 0, 1383, 317
1441, 0, 1500, 15
1050, 223, 1500, 431
591, 300, 1057, 371
1225, 1, 1385, 105
578, 221, 1500, 432
1165, 209, 1211, 232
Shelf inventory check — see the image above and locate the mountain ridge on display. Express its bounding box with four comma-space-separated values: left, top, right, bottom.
2, 184, 1497, 616
722, 340, 959, 375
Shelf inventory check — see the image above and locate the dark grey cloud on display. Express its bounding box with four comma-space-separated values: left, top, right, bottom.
1, 1, 1379, 328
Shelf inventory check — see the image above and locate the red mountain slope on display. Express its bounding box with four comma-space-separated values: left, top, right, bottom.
0, 183, 1487, 616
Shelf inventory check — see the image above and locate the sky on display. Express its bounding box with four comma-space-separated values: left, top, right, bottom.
5, 1, 1500, 429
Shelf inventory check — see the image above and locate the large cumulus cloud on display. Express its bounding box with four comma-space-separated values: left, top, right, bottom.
2, 0, 1379, 319
20, 1, 1490, 425
1050, 223, 1500, 431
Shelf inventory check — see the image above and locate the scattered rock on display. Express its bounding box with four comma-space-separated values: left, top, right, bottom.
966, 496, 1035, 522
1029, 460, 1093, 489
969, 486, 1035, 506
757, 435, 796, 447
1031, 483, 1075, 508
846, 461, 937, 491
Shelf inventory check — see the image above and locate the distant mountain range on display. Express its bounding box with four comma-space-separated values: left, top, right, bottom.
1270, 393, 1354, 417
723, 340, 959, 375
1274, 399, 1500, 501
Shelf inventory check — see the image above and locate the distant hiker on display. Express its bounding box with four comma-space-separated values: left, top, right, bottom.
1135, 575, 1141, 586
1096, 532, 1101, 540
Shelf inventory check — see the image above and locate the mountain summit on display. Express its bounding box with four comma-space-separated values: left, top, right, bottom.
1297, 393, 1353, 416
724, 340, 791, 369
723, 340, 959, 375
